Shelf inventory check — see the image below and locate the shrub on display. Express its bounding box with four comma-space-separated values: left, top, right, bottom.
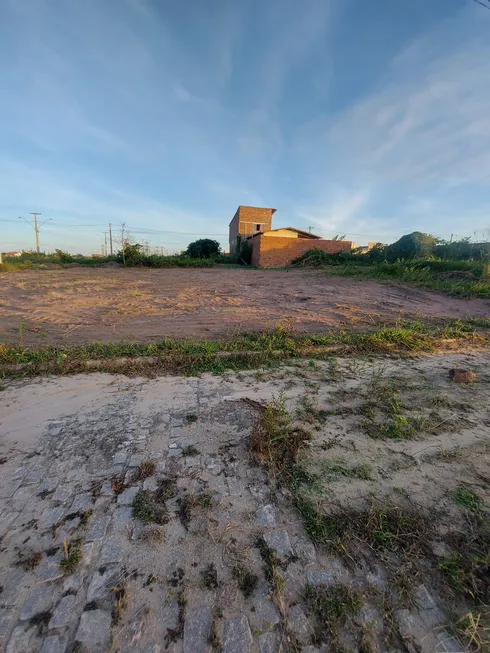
385, 232, 437, 261
186, 239, 221, 258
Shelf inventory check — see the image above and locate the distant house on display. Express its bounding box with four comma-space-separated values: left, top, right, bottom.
228, 206, 352, 267
3, 251, 22, 258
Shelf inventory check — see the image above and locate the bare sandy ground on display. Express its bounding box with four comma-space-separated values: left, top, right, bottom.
0, 267, 489, 346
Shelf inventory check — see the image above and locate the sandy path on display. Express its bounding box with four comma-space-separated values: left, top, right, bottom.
0, 267, 488, 346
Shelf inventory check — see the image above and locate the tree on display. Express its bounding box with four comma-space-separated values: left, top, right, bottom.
385, 232, 436, 261
186, 239, 221, 258
54, 249, 73, 263
117, 242, 143, 265
365, 243, 388, 262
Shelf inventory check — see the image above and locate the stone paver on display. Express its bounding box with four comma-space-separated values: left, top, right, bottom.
287, 604, 312, 642
117, 486, 140, 505
111, 507, 133, 533
6, 625, 36, 653
183, 607, 212, 653
306, 559, 347, 586
48, 594, 78, 629
222, 614, 253, 653
40, 635, 65, 653
19, 584, 56, 620
85, 513, 111, 541
259, 632, 280, 653
255, 504, 276, 528
262, 530, 294, 562
87, 567, 121, 603
74, 609, 112, 652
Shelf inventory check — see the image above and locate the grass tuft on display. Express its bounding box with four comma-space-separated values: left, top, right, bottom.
201, 563, 219, 590
304, 583, 363, 644
232, 565, 258, 598
131, 459, 156, 482
132, 490, 168, 525
59, 538, 83, 575
438, 514, 490, 604
250, 396, 311, 480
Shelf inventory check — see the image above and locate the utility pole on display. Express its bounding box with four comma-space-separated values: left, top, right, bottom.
103, 232, 108, 256
308, 226, 313, 234
19, 213, 52, 254
108, 223, 113, 255
32, 212, 40, 253
121, 223, 126, 265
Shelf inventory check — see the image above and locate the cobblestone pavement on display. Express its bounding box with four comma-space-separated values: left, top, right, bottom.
1, 357, 485, 652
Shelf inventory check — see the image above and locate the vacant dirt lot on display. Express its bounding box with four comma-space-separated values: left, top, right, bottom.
1, 267, 489, 347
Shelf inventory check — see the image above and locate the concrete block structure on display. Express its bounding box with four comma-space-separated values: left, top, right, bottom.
229, 206, 277, 254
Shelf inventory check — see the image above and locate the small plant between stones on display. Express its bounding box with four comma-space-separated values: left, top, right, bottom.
232, 565, 258, 598
201, 563, 219, 589
132, 490, 168, 525
181, 445, 200, 457
131, 459, 156, 482
59, 537, 83, 575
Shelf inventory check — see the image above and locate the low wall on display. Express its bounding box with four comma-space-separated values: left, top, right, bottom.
250, 236, 352, 268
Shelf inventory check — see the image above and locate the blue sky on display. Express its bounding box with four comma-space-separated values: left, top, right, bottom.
1, 0, 490, 254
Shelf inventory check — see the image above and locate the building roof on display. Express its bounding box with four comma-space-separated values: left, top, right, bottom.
246, 227, 321, 240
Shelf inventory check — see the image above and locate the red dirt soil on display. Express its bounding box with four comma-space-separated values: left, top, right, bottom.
0, 267, 488, 347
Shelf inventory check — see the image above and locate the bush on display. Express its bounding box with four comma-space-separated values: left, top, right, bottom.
186, 239, 221, 259
435, 239, 490, 261
385, 232, 436, 261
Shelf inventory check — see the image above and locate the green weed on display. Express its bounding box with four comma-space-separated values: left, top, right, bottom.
232, 565, 258, 598
438, 514, 490, 603
250, 396, 311, 479
304, 583, 363, 644
201, 563, 219, 590
59, 538, 83, 575
453, 485, 483, 513
132, 490, 168, 525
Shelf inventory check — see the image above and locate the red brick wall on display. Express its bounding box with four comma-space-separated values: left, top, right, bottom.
229, 206, 275, 253
251, 236, 352, 268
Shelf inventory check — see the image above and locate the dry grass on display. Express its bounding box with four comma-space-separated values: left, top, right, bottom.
131, 459, 156, 482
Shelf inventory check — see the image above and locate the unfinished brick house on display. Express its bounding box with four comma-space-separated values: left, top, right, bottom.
229, 206, 352, 267
229, 206, 277, 254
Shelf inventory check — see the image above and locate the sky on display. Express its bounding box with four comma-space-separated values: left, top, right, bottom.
1, 0, 490, 254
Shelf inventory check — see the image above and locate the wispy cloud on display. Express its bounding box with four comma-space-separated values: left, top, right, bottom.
290, 5, 490, 239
